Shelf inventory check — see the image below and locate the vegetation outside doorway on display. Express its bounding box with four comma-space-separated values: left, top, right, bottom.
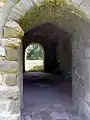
25, 43, 44, 72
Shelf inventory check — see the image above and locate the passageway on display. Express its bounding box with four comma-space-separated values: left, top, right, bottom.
23, 23, 71, 73
1, 1, 90, 120
22, 22, 82, 120
22, 72, 83, 120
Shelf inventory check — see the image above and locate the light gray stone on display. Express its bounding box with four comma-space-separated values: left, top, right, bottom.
0, 46, 5, 57
0, 85, 20, 100
0, 38, 21, 48
0, 99, 20, 114
0, 100, 12, 113
0, 74, 3, 85
3, 74, 17, 86
11, 99, 20, 114
4, 20, 24, 38
0, 60, 19, 73
85, 93, 90, 102
0, 113, 20, 120
84, 103, 90, 116
5, 47, 19, 61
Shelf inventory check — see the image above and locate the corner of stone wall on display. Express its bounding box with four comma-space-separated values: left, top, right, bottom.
0, 20, 24, 120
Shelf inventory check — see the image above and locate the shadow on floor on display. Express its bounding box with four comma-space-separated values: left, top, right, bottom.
21, 72, 83, 120
23, 72, 72, 97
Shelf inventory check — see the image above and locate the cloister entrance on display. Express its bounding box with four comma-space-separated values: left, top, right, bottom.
0, 0, 90, 120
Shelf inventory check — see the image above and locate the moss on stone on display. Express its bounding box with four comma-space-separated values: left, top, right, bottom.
17, 0, 86, 33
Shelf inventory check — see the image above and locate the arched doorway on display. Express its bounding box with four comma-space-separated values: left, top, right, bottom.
25, 43, 44, 72
1, 1, 90, 120
23, 23, 64, 73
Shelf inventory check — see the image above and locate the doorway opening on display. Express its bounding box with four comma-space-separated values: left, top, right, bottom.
25, 43, 44, 72
23, 23, 72, 103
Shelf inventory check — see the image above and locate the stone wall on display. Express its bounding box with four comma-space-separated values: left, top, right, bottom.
58, 38, 72, 73
0, 20, 24, 120
72, 21, 90, 120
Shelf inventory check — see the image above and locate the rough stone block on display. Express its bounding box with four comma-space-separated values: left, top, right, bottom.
0, 38, 21, 48
78, 85, 85, 97
78, 98, 85, 117
4, 20, 24, 38
85, 93, 90, 102
0, 113, 20, 120
3, 74, 17, 86
0, 46, 5, 57
0, 61, 19, 73
0, 73, 20, 86
72, 0, 84, 6
0, 56, 6, 60
76, 59, 90, 81
85, 48, 90, 58
0, 99, 20, 114
84, 103, 90, 118
11, 99, 20, 114
78, 76, 84, 87
0, 86, 20, 100
5, 47, 19, 61
0, 100, 13, 113
0, 74, 3, 85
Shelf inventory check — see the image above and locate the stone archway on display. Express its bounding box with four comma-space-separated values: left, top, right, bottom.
22, 23, 71, 73
0, 0, 90, 120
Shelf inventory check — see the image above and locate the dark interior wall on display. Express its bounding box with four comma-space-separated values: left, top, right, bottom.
44, 40, 58, 73
22, 23, 71, 73
58, 37, 72, 73
23, 34, 58, 73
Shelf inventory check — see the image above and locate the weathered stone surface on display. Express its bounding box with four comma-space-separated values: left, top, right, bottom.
72, 21, 90, 120
0, 61, 19, 73
4, 20, 24, 38
0, 100, 13, 113
85, 93, 90, 102
0, 113, 20, 120
0, 56, 6, 60
0, 85, 20, 100
0, 99, 20, 114
0, 46, 5, 57
11, 99, 20, 114
3, 74, 17, 86
5, 47, 19, 61
84, 103, 90, 120
0, 38, 21, 48
85, 48, 90, 58
0, 74, 3, 84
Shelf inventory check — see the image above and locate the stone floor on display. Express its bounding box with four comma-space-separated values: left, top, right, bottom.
21, 72, 83, 120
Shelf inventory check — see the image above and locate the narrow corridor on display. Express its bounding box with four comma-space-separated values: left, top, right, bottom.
22, 72, 83, 120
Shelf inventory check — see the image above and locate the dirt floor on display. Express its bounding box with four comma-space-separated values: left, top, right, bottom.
21, 72, 83, 120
